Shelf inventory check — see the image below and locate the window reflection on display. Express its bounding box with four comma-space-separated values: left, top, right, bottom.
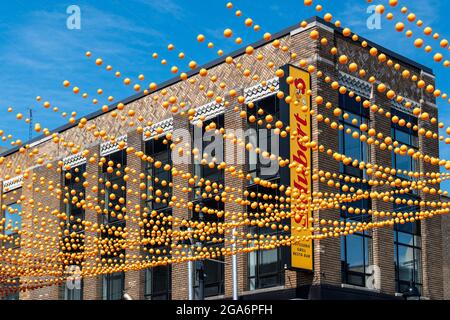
393, 195, 422, 294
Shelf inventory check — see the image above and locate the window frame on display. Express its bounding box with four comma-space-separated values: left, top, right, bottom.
0, 277, 20, 300
144, 265, 172, 300
193, 257, 225, 299
390, 109, 419, 181
101, 150, 127, 226
340, 181, 373, 288
62, 164, 86, 234
145, 139, 172, 211
102, 271, 125, 300
191, 114, 225, 199
393, 194, 423, 294
189, 116, 226, 298
246, 178, 287, 291
338, 94, 370, 178
246, 95, 280, 183
2, 202, 22, 249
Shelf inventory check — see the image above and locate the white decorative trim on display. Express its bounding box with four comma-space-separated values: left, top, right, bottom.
307, 54, 335, 67
191, 101, 225, 125
290, 21, 334, 36
420, 70, 435, 80
317, 21, 335, 33
62, 153, 86, 170
338, 71, 372, 98
143, 118, 174, 141
100, 135, 127, 156
392, 98, 421, 116
28, 135, 52, 148
244, 77, 280, 104
3, 175, 23, 192
316, 55, 335, 67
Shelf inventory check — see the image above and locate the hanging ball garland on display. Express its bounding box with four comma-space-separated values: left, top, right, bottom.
2, 0, 450, 292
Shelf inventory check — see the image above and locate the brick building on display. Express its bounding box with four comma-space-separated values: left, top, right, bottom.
441, 195, 450, 300
0, 16, 446, 300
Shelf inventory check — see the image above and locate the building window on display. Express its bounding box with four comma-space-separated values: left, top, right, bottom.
245, 96, 285, 291
143, 138, 173, 300
3, 203, 22, 242
339, 94, 369, 178
394, 196, 422, 294
100, 151, 127, 298
190, 114, 225, 298
337, 95, 373, 287
61, 165, 86, 299
246, 95, 280, 182
144, 265, 171, 300
101, 150, 127, 226
63, 165, 86, 231
102, 272, 124, 300
0, 278, 19, 300
391, 109, 418, 180
145, 139, 172, 211
64, 280, 83, 300
191, 197, 225, 298
247, 181, 286, 290
192, 114, 225, 198
1, 200, 21, 299
340, 182, 373, 287
193, 257, 225, 299
62, 264, 83, 300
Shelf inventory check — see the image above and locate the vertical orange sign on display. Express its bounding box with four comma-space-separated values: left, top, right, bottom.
288, 66, 313, 271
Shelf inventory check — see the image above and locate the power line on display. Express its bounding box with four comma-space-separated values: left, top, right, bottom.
28, 108, 33, 141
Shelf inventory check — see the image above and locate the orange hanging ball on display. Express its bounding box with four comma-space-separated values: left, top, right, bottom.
395, 22, 405, 32
224, 28, 233, 38
414, 38, 424, 48
375, 5, 385, 14
389, 0, 398, 7
434, 53, 443, 62
310, 30, 319, 40
197, 34, 205, 42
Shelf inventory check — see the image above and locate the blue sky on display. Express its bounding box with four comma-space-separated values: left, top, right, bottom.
0, 0, 449, 188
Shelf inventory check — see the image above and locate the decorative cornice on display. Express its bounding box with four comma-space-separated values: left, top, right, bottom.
100, 135, 128, 156
425, 101, 437, 109
191, 101, 225, 125
338, 71, 372, 99
391, 98, 421, 116
420, 70, 435, 80
290, 20, 334, 36
28, 136, 52, 148
143, 118, 174, 141
62, 153, 87, 170
3, 175, 23, 192
244, 77, 280, 104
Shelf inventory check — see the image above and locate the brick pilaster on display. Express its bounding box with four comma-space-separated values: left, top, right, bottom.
372, 91, 396, 296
